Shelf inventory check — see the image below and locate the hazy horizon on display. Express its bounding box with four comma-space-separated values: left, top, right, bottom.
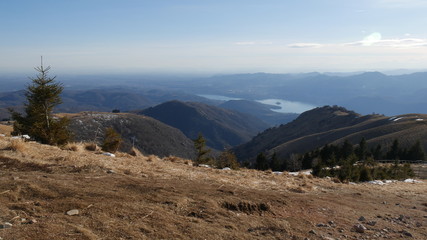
2, 1, 427, 74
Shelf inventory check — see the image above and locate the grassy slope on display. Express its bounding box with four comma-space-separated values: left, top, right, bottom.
0, 129, 426, 240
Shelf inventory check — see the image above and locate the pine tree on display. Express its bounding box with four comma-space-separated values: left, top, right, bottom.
255, 152, 269, 171
355, 137, 367, 161
10, 60, 69, 145
386, 139, 400, 160
407, 140, 425, 160
101, 127, 122, 153
193, 133, 211, 165
269, 152, 282, 171
216, 150, 239, 170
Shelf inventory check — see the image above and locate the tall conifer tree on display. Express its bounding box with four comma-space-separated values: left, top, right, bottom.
10, 59, 69, 145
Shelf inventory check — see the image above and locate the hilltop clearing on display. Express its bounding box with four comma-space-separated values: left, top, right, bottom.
0, 131, 426, 239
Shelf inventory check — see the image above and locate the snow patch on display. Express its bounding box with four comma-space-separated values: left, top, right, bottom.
102, 152, 116, 157
222, 167, 231, 171
393, 117, 404, 122
403, 178, 422, 183
416, 118, 424, 121
199, 164, 211, 168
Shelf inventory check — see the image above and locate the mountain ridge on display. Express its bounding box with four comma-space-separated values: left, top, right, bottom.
140, 100, 269, 150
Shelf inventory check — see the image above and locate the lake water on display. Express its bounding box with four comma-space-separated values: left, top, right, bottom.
199, 94, 316, 113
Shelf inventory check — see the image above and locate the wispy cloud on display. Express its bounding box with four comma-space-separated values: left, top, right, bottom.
345, 38, 427, 48
288, 43, 323, 48
288, 33, 427, 49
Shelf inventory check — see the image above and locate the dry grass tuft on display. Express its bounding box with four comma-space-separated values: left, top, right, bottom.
146, 155, 158, 162
84, 142, 98, 151
8, 139, 27, 152
129, 147, 142, 157
63, 142, 82, 152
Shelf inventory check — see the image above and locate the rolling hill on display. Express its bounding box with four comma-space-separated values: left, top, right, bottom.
67, 112, 196, 159
233, 105, 427, 162
139, 100, 269, 150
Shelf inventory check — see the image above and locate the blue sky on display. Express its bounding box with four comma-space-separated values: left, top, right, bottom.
1, 0, 427, 74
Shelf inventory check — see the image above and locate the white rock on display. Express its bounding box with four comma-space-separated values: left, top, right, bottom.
66, 209, 79, 216
199, 164, 211, 168
102, 152, 116, 157
22, 135, 31, 140
222, 167, 231, 170
353, 224, 367, 233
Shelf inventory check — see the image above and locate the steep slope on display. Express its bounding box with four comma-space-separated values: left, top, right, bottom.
67, 112, 196, 159
233, 106, 427, 162
140, 100, 269, 150
219, 100, 298, 126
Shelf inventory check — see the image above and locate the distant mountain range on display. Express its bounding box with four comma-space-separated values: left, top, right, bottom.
2, 70, 427, 117
67, 112, 196, 159
233, 105, 427, 163
162, 71, 427, 116
139, 100, 269, 150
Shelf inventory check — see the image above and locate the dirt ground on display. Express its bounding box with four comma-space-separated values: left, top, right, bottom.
0, 130, 426, 239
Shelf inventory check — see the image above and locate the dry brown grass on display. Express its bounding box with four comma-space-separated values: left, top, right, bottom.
8, 139, 27, 152
84, 142, 98, 151
62, 142, 82, 152
128, 147, 142, 157
0, 124, 12, 136
0, 135, 426, 240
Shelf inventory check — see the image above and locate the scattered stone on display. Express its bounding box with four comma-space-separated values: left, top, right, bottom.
416, 222, 422, 227
358, 216, 366, 222
141, 173, 148, 178
382, 201, 387, 204
66, 209, 79, 216
401, 230, 413, 237
367, 221, 377, 226
0, 222, 12, 229
322, 237, 335, 240
12, 176, 19, 180
353, 224, 367, 233
309, 229, 317, 234
316, 223, 328, 227
107, 169, 116, 174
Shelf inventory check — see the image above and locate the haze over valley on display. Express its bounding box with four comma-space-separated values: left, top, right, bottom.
1, 1, 427, 239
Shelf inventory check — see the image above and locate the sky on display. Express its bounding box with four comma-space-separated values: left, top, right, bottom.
1, 0, 427, 74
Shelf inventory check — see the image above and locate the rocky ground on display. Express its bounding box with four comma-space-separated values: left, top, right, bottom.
0, 126, 426, 240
